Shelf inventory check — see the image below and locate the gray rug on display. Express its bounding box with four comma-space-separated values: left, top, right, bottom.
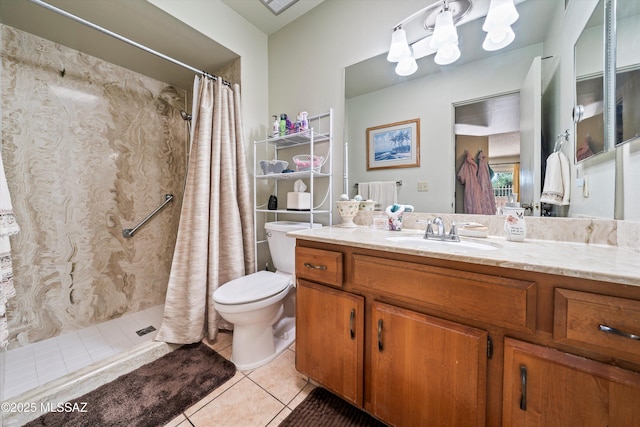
26, 342, 236, 427
280, 387, 388, 426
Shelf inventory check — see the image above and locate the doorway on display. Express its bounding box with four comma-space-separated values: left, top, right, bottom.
454, 93, 521, 214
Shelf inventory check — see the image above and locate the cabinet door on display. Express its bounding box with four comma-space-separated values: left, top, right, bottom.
370, 302, 488, 427
296, 279, 364, 405
503, 337, 640, 426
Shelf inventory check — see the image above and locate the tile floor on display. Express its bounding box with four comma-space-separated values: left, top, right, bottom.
2, 307, 314, 426
165, 331, 315, 427
1, 304, 165, 400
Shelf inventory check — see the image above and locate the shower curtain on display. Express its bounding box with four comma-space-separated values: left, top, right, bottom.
156, 76, 255, 344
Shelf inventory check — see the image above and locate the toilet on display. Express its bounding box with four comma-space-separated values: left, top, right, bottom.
213, 221, 321, 370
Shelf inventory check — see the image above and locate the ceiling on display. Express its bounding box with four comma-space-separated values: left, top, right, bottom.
0, 0, 322, 91
220, 0, 326, 35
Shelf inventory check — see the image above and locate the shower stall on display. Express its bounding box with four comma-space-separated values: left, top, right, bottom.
0, 22, 188, 417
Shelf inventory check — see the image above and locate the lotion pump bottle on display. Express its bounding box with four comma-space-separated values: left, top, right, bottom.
279, 114, 287, 136
272, 115, 279, 137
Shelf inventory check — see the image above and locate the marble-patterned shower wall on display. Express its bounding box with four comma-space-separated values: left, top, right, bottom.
1, 25, 187, 349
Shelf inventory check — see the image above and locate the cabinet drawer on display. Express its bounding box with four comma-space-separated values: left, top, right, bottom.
554, 289, 640, 365
296, 246, 343, 287
353, 254, 537, 333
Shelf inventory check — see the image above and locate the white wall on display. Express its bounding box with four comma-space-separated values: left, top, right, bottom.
267, 0, 437, 218
148, 0, 269, 145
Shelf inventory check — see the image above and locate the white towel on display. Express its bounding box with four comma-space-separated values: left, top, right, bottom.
359, 181, 397, 211
357, 182, 369, 201
0, 150, 19, 349
540, 151, 571, 205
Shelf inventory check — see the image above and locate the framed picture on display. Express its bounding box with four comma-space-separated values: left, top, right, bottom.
366, 118, 420, 170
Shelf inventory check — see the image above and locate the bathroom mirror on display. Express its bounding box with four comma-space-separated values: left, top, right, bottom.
574, 0, 605, 162
614, 0, 640, 146
344, 0, 555, 215
344, 0, 628, 219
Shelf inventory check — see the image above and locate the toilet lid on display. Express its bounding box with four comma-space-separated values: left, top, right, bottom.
213, 270, 290, 305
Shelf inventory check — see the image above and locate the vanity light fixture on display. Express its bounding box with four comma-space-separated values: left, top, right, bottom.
386, 0, 520, 75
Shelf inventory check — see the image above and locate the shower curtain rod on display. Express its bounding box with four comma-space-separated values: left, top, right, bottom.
28, 0, 231, 86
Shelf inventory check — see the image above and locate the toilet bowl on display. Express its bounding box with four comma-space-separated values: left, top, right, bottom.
213, 221, 321, 370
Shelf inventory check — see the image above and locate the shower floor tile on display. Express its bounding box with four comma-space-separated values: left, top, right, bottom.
2, 304, 164, 401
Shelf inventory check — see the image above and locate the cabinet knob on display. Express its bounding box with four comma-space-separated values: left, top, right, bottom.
520, 365, 527, 411
599, 324, 640, 341
350, 309, 355, 340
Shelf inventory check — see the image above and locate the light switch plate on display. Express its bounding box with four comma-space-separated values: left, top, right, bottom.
418, 181, 430, 191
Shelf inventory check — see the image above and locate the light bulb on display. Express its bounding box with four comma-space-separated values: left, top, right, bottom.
395, 55, 418, 76
482, 26, 515, 51
434, 43, 461, 65
429, 9, 458, 49
387, 27, 412, 62
483, 0, 519, 32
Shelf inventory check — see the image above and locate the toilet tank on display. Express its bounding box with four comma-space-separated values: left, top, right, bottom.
265, 221, 322, 275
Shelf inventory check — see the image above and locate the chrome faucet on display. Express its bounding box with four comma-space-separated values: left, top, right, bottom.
420, 217, 460, 242
433, 217, 445, 236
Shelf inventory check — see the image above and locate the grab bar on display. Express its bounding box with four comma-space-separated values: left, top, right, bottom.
123, 194, 174, 238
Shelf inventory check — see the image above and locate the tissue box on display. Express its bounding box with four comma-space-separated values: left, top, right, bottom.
287, 192, 311, 211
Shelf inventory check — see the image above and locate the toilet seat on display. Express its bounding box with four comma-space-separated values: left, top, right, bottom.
214, 270, 290, 305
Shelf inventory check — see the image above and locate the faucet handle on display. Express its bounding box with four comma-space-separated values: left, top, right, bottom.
449, 221, 460, 241
416, 219, 434, 237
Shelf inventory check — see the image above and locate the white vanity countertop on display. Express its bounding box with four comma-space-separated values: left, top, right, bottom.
289, 226, 640, 287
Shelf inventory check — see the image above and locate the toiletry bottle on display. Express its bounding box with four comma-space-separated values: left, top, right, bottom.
504, 207, 526, 241
272, 115, 279, 137
300, 112, 308, 130
279, 114, 287, 136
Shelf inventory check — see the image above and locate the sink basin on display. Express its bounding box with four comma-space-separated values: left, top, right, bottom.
385, 236, 500, 252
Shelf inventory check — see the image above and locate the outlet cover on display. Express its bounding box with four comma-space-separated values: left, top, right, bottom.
418, 181, 430, 191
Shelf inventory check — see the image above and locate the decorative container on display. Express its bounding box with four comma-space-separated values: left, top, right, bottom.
293, 155, 324, 172
259, 160, 288, 175
335, 200, 360, 227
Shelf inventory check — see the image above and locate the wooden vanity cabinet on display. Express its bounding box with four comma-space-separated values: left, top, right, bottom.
294, 240, 640, 426
370, 302, 488, 426
295, 246, 364, 405
503, 338, 640, 426
296, 279, 364, 405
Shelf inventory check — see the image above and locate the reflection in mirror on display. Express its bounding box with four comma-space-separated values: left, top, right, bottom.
574, 0, 604, 162
454, 94, 520, 215
575, 76, 604, 161
615, 0, 640, 146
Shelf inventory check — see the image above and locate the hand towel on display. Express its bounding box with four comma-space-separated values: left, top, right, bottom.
368, 181, 397, 211
540, 151, 571, 205
357, 182, 369, 200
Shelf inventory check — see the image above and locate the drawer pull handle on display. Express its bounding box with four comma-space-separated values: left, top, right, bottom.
520, 365, 527, 411
377, 319, 384, 352
599, 324, 640, 341
349, 309, 355, 340
303, 262, 327, 270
